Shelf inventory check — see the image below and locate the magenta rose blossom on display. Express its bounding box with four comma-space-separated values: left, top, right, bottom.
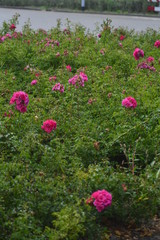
88, 190, 112, 212
122, 96, 137, 109
147, 56, 154, 62
10, 91, 29, 113
41, 119, 57, 133
9, 24, 16, 30
68, 72, 88, 87
154, 40, 160, 48
52, 83, 64, 93
66, 65, 72, 72
31, 80, 38, 85
133, 48, 144, 60
120, 35, 125, 41
49, 76, 56, 81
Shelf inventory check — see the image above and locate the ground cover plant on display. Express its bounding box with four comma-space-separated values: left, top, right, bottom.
0, 15, 160, 240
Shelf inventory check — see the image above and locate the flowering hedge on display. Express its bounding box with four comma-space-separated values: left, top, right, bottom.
0, 16, 160, 240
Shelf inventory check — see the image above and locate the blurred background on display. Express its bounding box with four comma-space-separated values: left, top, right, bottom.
0, 0, 158, 15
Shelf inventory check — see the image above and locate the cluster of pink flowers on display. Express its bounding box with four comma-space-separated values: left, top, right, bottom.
137, 62, 156, 71
86, 190, 112, 212
41, 119, 57, 133
52, 83, 64, 93
0, 30, 22, 43
122, 96, 137, 109
68, 72, 88, 87
10, 91, 29, 113
31, 80, 38, 85
37, 38, 59, 48
154, 40, 160, 48
133, 48, 144, 60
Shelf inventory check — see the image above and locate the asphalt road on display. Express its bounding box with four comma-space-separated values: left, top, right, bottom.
0, 7, 160, 32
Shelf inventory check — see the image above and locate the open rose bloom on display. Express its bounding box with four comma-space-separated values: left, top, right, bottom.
9, 24, 16, 30
68, 72, 88, 87
133, 48, 144, 60
41, 119, 57, 133
10, 91, 29, 113
122, 96, 137, 109
154, 40, 160, 48
86, 189, 112, 212
52, 83, 64, 93
31, 80, 38, 85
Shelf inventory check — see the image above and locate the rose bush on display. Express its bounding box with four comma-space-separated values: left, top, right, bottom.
0, 16, 159, 240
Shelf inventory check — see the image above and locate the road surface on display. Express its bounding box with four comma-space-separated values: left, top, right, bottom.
0, 7, 160, 32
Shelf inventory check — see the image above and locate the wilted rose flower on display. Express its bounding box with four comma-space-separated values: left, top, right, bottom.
94, 142, 99, 150
108, 93, 112, 98
105, 66, 112, 70
88, 98, 96, 104
122, 184, 127, 192
133, 48, 144, 60
56, 52, 60, 57
122, 96, 137, 109
41, 119, 57, 133
100, 49, 105, 55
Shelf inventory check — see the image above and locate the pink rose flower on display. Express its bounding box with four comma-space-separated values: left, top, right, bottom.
41, 119, 57, 133
66, 65, 72, 72
133, 48, 144, 60
68, 72, 88, 88
10, 91, 29, 113
52, 83, 64, 93
49, 76, 56, 81
122, 96, 137, 109
31, 80, 38, 85
56, 52, 60, 57
1, 36, 6, 42
120, 35, 125, 41
5, 33, 12, 38
147, 56, 154, 62
88, 190, 112, 212
9, 24, 16, 30
154, 40, 160, 48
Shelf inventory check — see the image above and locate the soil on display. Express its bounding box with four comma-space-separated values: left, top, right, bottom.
108, 216, 160, 240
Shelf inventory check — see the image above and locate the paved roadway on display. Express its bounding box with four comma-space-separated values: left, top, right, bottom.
0, 7, 160, 32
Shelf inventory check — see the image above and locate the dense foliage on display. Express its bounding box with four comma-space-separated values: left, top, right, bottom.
0, 14, 160, 240
0, 0, 155, 14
